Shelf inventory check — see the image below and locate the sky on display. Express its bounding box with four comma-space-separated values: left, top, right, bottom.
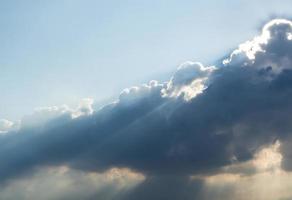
1, 0, 292, 120
1, 1, 292, 200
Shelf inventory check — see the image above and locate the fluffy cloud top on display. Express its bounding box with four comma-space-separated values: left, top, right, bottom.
1, 19, 292, 200
0, 119, 14, 134
162, 61, 215, 100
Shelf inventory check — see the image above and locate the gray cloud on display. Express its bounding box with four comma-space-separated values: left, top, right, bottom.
1, 19, 292, 199
119, 176, 204, 200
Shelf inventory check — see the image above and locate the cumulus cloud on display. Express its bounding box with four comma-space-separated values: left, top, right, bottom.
162, 61, 215, 100
0, 119, 14, 134
224, 19, 292, 75
1, 18, 292, 199
10, 98, 94, 131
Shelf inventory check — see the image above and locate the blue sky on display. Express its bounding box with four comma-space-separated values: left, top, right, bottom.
1, 0, 291, 120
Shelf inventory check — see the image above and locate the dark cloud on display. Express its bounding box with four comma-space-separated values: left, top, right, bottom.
1, 19, 292, 199
119, 176, 203, 200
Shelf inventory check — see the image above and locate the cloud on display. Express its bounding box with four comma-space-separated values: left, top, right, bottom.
224, 19, 292, 76
0, 119, 14, 134
120, 176, 204, 200
162, 61, 215, 100
0, 166, 144, 200
200, 170, 292, 200
1, 18, 292, 199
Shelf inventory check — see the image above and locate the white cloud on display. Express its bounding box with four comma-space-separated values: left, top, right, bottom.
162, 61, 215, 100
19, 98, 94, 130
0, 119, 14, 134
223, 19, 292, 76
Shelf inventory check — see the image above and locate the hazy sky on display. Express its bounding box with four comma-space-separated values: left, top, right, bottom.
1, 0, 292, 120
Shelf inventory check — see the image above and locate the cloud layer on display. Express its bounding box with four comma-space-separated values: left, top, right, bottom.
1, 19, 292, 200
